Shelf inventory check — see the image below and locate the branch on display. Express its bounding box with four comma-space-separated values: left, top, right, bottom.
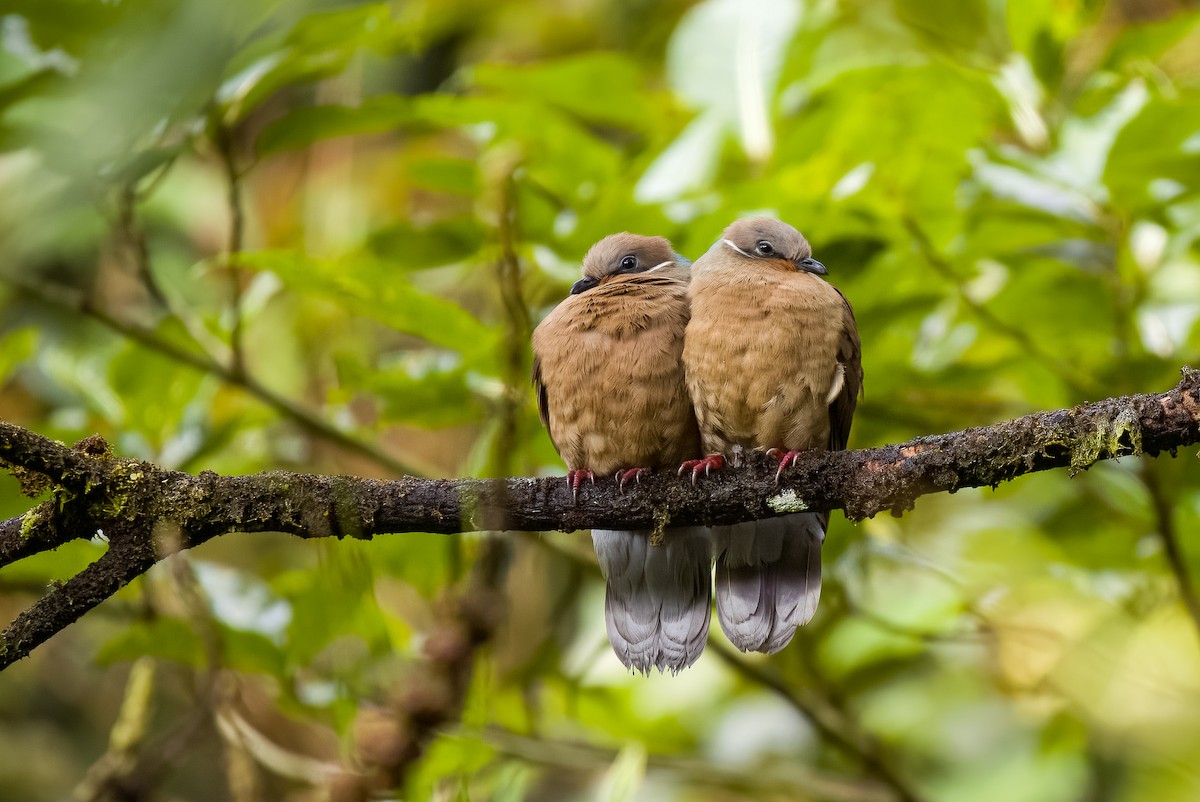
329, 539, 506, 799
1, 369, 1199, 669
1141, 461, 1200, 639
0, 424, 107, 492
903, 215, 1104, 398
8, 277, 433, 478
212, 116, 247, 379
525, 531, 923, 799
1, 529, 157, 667
481, 726, 891, 802
710, 642, 921, 802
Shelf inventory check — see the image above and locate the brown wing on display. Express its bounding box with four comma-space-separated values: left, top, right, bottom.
828, 289, 862, 452
532, 354, 551, 433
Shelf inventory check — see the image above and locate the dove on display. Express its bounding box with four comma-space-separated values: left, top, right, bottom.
532, 233, 712, 672
682, 217, 862, 653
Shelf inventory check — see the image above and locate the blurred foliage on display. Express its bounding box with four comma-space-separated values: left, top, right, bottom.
1, 0, 1200, 800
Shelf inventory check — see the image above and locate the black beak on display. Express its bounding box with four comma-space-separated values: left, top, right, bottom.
796, 257, 827, 275
570, 276, 599, 295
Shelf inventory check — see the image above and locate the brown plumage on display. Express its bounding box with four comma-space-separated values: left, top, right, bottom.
531, 233, 711, 673
684, 217, 862, 654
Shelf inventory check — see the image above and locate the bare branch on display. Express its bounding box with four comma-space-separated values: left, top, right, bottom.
330, 538, 507, 799
1141, 462, 1200, 640
903, 215, 1104, 398
711, 642, 922, 802
212, 116, 247, 380
487, 148, 532, 481
0, 423, 107, 492
0, 369, 1198, 670
0, 529, 157, 669
482, 726, 892, 802
0, 501, 70, 568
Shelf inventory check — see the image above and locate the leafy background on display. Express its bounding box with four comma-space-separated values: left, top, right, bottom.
1, 0, 1200, 799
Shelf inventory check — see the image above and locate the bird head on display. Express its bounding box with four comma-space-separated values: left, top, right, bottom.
570, 233, 689, 295
719, 217, 826, 276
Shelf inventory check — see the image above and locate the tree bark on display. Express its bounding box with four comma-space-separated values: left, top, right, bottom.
1, 368, 1198, 669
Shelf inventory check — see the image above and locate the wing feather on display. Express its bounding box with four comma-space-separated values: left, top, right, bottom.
828, 290, 862, 452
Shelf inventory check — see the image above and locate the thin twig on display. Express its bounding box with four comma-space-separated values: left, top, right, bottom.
481, 726, 892, 802
330, 519, 510, 799
1140, 462, 1200, 640
710, 642, 923, 802
71, 657, 159, 802
902, 215, 1104, 398
528, 529, 922, 799
165, 547, 267, 801
213, 118, 247, 379
115, 183, 236, 363
117, 185, 169, 310
8, 277, 433, 478
488, 153, 531, 479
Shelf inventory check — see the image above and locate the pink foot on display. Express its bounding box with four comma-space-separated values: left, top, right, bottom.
677, 454, 726, 486
615, 468, 647, 494
767, 448, 805, 484
567, 469, 595, 501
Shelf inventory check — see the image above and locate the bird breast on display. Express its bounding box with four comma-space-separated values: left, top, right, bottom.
533, 277, 699, 474
684, 269, 845, 454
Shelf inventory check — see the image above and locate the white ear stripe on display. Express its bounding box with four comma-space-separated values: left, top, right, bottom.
723, 239, 753, 258
646, 260, 674, 273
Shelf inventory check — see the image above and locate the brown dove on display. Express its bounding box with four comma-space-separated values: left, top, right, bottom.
682, 217, 862, 654
531, 233, 712, 673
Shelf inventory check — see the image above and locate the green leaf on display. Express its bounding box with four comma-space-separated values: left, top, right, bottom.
1103, 11, 1200, 74
96, 616, 285, 676
276, 542, 393, 666
818, 617, 927, 678
237, 250, 498, 366
406, 157, 479, 196
1105, 93, 1200, 212
598, 742, 647, 802
255, 96, 412, 156
0, 540, 103, 585
408, 735, 496, 797
220, 3, 412, 121
336, 354, 483, 429
893, 0, 1003, 59
472, 52, 657, 132
410, 94, 623, 202
368, 217, 486, 271
96, 617, 204, 667
0, 68, 60, 114
0, 327, 37, 382
642, 0, 803, 188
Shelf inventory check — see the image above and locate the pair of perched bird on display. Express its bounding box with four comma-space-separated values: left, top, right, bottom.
531, 217, 862, 673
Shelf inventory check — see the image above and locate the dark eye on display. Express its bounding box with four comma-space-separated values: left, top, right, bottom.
620, 255, 637, 271
756, 241, 774, 256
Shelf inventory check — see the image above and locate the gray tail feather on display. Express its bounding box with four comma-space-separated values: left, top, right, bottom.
712, 512, 824, 654
592, 527, 713, 674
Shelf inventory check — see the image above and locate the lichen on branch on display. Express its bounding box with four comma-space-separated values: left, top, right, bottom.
0, 368, 1198, 670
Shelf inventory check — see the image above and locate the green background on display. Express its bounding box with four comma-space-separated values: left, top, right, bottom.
1, 0, 1199, 799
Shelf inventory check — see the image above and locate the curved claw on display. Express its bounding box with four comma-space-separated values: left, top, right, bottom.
616, 468, 647, 494
567, 469, 595, 502
677, 454, 726, 486
768, 449, 804, 485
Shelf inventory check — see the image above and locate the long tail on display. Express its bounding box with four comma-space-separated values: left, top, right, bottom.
712, 512, 824, 654
591, 527, 713, 674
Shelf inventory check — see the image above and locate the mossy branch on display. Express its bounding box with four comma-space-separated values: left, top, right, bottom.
1, 368, 1199, 670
